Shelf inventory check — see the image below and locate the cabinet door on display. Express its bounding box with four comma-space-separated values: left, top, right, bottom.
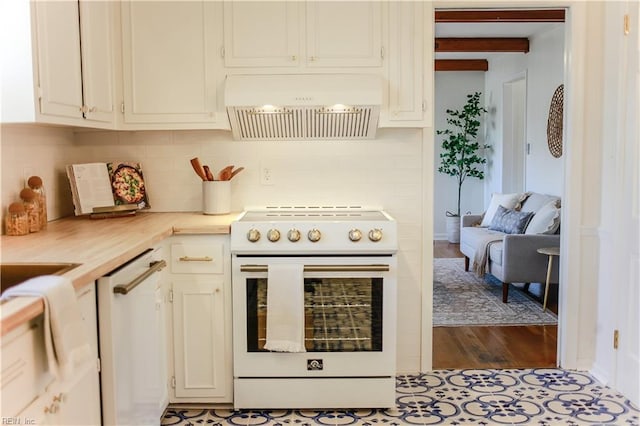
155, 284, 170, 414
72, 284, 102, 425
384, 1, 428, 125
121, 1, 220, 125
57, 364, 101, 426
78, 0, 115, 124
172, 277, 230, 399
33, 1, 83, 119
223, 1, 301, 67
76, 283, 98, 358
19, 362, 101, 426
1, 318, 50, 418
306, 1, 382, 67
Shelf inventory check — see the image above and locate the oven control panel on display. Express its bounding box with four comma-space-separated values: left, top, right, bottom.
231, 222, 397, 254
244, 227, 387, 244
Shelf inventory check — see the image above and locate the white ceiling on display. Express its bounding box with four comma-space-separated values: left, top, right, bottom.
435, 22, 560, 38
434, 21, 563, 60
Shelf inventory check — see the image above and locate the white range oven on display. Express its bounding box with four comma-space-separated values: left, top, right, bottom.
230, 206, 397, 409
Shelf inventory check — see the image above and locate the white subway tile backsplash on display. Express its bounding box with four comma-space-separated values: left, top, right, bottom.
118, 130, 173, 145
74, 130, 119, 145
1, 124, 77, 220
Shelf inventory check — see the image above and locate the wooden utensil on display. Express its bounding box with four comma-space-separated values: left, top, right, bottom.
229, 166, 244, 180
190, 158, 207, 181
218, 165, 234, 181
203, 165, 215, 181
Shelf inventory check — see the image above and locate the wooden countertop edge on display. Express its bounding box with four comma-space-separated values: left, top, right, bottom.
1, 298, 44, 337
68, 226, 176, 290
172, 225, 231, 235
1, 213, 236, 337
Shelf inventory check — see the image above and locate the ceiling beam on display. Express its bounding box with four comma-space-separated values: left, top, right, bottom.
435, 9, 565, 23
435, 37, 530, 53
435, 59, 489, 72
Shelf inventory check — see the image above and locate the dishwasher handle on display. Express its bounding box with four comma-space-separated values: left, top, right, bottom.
113, 260, 167, 295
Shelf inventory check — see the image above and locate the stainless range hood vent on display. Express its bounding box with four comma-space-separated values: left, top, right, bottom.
229, 106, 377, 140
225, 74, 381, 141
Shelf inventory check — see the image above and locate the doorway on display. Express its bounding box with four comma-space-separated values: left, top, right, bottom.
502, 74, 527, 194
431, 8, 565, 369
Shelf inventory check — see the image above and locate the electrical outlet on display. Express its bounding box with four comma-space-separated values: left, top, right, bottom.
261, 166, 274, 185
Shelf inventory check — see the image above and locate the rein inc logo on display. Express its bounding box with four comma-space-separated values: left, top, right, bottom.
2, 418, 35, 425
307, 359, 323, 371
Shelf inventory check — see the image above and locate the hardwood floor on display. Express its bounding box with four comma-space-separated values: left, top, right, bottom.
432, 240, 558, 369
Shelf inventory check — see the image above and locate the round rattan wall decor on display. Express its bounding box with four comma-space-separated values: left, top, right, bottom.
547, 84, 564, 158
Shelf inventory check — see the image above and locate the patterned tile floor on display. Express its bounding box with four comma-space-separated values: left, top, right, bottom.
162, 369, 639, 425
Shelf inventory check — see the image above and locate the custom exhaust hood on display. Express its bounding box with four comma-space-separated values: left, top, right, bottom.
224, 74, 381, 141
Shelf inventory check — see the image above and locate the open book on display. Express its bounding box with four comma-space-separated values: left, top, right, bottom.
66, 162, 150, 216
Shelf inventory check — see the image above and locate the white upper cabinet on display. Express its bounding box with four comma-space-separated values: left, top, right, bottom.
34, 0, 115, 126
120, 1, 224, 128
381, 1, 432, 127
223, 2, 301, 67
32, 1, 83, 120
222, 1, 383, 70
1, 0, 114, 126
305, 2, 383, 68
78, 1, 115, 123
3, 0, 432, 130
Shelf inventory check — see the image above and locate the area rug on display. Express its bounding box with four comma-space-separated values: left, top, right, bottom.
433, 258, 558, 326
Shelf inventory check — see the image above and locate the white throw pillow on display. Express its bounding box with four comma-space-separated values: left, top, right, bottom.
525, 201, 561, 234
480, 193, 524, 227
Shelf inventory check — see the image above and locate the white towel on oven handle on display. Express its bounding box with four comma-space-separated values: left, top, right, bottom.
263, 264, 306, 352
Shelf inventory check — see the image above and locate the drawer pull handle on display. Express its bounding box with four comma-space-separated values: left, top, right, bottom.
179, 256, 213, 262
114, 260, 167, 295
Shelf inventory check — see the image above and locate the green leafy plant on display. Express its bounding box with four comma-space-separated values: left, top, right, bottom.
437, 92, 489, 217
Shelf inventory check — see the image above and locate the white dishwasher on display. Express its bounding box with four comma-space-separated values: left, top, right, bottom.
98, 247, 168, 425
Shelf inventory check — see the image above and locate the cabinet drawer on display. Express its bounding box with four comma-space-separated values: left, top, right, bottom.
171, 243, 224, 274
1, 317, 51, 417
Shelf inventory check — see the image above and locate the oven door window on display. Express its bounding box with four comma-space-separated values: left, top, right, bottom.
246, 277, 383, 352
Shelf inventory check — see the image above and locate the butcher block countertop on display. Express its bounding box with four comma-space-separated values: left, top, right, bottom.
1, 211, 239, 336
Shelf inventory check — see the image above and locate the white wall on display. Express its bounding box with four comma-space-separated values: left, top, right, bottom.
1, 124, 80, 221
433, 71, 486, 239
484, 25, 565, 205
0, 125, 425, 373
591, 0, 639, 405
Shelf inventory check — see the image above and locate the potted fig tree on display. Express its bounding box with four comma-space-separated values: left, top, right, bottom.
437, 91, 489, 243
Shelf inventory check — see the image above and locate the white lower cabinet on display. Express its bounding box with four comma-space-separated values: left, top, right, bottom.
168, 235, 232, 403
3, 284, 101, 425
23, 362, 101, 426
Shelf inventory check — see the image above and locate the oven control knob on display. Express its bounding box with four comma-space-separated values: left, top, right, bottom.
267, 229, 281, 242
247, 228, 261, 242
307, 228, 322, 242
368, 228, 383, 242
287, 228, 301, 242
349, 228, 362, 242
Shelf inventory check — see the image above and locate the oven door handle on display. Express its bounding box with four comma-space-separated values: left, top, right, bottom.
239, 264, 389, 273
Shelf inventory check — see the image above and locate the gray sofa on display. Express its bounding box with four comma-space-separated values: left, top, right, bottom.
459, 192, 561, 303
